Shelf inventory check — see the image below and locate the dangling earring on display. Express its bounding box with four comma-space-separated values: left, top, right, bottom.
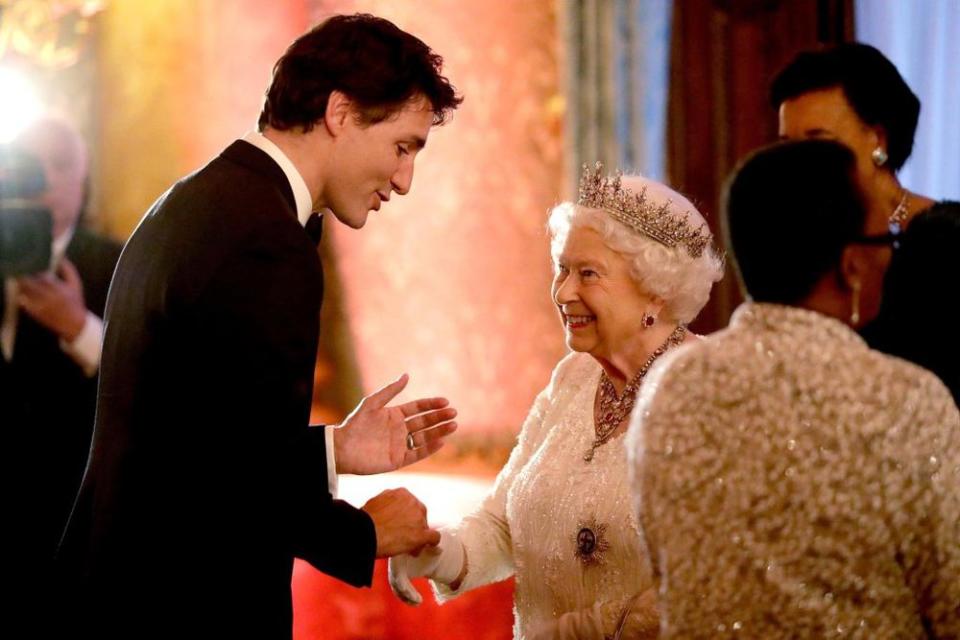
871, 147, 888, 167
850, 280, 861, 326
641, 312, 656, 329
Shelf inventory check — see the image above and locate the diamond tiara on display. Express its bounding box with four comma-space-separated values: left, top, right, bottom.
577, 162, 712, 258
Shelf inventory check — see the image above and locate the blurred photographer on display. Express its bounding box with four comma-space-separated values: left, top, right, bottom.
0, 116, 121, 616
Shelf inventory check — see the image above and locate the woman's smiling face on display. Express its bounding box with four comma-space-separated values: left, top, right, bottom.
552, 225, 655, 360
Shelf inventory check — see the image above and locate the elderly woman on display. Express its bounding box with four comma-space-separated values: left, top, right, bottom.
772, 43, 960, 397
628, 140, 959, 638
388, 164, 724, 639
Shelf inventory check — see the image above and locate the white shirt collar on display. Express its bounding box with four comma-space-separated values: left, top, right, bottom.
52, 226, 74, 266
241, 130, 314, 226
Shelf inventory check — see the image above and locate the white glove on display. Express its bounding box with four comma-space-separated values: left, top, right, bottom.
388, 530, 465, 606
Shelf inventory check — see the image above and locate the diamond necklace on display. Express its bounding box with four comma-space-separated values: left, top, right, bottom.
585, 324, 687, 462
889, 189, 910, 229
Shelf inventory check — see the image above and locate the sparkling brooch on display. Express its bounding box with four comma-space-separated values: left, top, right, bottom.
574, 519, 610, 567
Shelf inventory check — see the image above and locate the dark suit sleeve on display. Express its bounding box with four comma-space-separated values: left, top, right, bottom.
195, 215, 376, 587
290, 426, 376, 585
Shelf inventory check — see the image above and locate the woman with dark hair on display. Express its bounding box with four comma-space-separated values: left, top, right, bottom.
772, 42, 960, 401
626, 139, 959, 638
772, 42, 931, 233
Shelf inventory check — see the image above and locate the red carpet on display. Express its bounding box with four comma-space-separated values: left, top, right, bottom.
293, 558, 515, 640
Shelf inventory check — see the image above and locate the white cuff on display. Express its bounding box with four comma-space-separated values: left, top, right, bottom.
324, 425, 338, 498
431, 530, 466, 585
59, 311, 102, 377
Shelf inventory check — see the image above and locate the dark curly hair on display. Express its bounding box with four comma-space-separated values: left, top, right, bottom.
258, 14, 462, 132
723, 140, 867, 305
770, 43, 919, 172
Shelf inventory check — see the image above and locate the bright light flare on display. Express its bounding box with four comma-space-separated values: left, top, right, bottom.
0, 67, 43, 143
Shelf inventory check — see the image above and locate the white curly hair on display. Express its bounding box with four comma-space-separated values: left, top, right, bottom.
548, 175, 724, 324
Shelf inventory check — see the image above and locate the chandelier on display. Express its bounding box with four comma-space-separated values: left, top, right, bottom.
0, 0, 104, 69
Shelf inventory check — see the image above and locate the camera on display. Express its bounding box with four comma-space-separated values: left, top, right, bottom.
0, 146, 52, 277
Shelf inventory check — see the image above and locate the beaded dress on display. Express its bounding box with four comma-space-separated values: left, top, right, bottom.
630, 303, 960, 639
436, 352, 657, 639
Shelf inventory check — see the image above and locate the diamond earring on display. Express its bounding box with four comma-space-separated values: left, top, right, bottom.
871, 147, 888, 167
850, 280, 862, 326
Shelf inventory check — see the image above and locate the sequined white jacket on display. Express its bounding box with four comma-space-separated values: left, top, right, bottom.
629, 303, 960, 639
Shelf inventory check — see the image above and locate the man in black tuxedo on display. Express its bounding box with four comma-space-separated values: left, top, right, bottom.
58, 14, 462, 638
1, 117, 122, 626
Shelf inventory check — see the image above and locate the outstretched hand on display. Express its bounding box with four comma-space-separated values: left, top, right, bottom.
334, 374, 457, 475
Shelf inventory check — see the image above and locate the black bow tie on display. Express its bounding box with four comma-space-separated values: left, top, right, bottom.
305, 212, 323, 246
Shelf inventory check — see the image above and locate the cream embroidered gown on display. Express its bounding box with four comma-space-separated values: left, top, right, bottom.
435, 352, 656, 639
